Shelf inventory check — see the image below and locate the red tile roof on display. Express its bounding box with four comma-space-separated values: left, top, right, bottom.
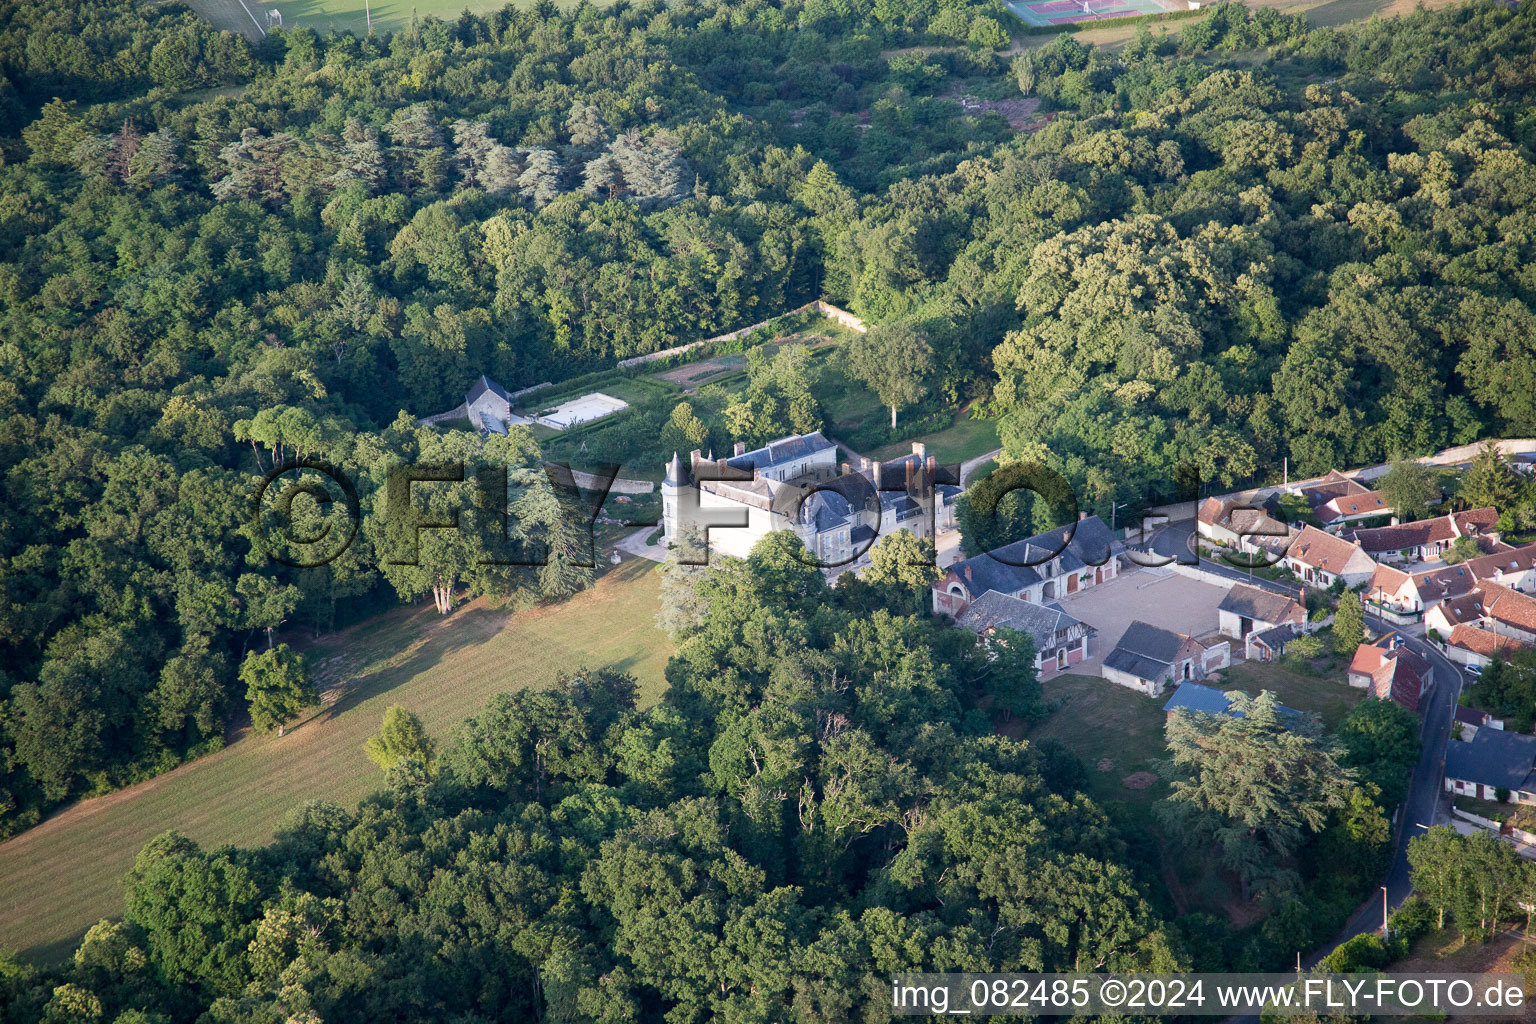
1349, 635, 1428, 712
1447, 623, 1532, 660
1286, 525, 1367, 571
1317, 490, 1388, 523
1435, 590, 1489, 627
1299, 471, 1372, 508
1349, 506, 1498, 554
1467, 541, 1536, 583
1482, 582, 1536, 633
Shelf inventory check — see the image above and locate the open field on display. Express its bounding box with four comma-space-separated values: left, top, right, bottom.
0, 560, 670, 962
1007, 0, 1182, 29
1009, 0, 1464, 50
188, 0, 569, 39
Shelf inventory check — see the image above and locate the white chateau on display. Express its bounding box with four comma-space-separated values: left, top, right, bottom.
661, 432, 959, 563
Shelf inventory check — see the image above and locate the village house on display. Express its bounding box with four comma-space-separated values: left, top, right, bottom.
1281, 525, 1377, 588
1454, 706, 1506, 742
1284, 469, 1397, 529
955, 590, 1094, 677
1346, 632, 1433, 712
932, 515, 1119, 618
1196, 497, 1289, 551
1364, 562, 1480, 625
1347, 507, 1499, 564
1481, 582, 1536, 645
1425, 589, 1488, 637
1314, 490, 1391, 528
1444, 728, 1536, 804
1218, 584, 1306, 642
1101, 621, 1228, 697
1444, 622, 1533, 669
1465, 541, 1536, 592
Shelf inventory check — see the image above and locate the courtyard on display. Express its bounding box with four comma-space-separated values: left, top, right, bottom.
1055, 567, 1232, 673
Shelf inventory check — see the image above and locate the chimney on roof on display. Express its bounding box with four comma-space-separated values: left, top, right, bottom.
859, 456, 871, 472
912, 441, 927, 458
926, 455, 937, 478
689, 449, 702, 468
1079, 511, 1087, 521
964, 565, 972, 581
1390, 516, 1399, 526
906, 460, 915, 487
733, 442, 746, 457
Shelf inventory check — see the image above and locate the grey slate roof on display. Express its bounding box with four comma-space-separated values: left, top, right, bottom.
725, 432, 834, 473
1445, 728, 1536, 793
466, 374, 511, 405
1251, 624, 1299, 650
956, 590, 1089, 651
1103, 647, 1171, 683
804, 490, 853, 533
666, 452, 688, 486
880, 491, 924, 523
1219, 584, 1302, 624
947, 516, 1116, 595
1116, 620, 1188, 663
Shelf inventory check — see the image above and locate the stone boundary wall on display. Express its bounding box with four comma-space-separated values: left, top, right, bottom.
616, 299, 867, 370
1147, 439, 1536, 522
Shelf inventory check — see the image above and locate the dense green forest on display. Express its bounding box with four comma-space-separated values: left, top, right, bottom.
1, 0, 1536, 1011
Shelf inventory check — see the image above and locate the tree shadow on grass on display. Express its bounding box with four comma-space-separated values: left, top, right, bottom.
296, 603, 514, 726
20, 923, 90, 967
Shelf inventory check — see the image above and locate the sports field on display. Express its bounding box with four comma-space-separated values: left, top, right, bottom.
188, 0, 556, 39
0, 560, 671, 962
1006, 0, 1186, 27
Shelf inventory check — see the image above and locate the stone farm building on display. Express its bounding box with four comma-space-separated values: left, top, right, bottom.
1101, 621, 1230, 697
955, 590, 1093, 678
1217, 583, 1306, 661
932, 515, 1120, 618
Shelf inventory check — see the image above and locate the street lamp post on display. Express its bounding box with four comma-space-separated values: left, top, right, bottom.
1381, 885, 1389, 937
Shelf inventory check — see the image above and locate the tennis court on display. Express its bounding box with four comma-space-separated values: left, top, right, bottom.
1005, 0, 1187, 26
533, 392, 630, 430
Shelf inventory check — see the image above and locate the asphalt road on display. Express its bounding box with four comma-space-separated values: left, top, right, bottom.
1141, 520, 1465, 955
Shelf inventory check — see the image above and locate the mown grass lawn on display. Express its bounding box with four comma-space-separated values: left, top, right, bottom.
869, 406, 1000, 464
1220, 659, 1362, 729
190, 0, 615, 40
0, 560, 671, 963
1025, 673, 1170, 805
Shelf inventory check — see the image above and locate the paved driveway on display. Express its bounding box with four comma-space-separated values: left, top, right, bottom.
1055, 568, 1231, 672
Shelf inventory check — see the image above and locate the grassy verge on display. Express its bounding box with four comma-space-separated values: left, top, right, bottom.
0, 560, 670, 962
